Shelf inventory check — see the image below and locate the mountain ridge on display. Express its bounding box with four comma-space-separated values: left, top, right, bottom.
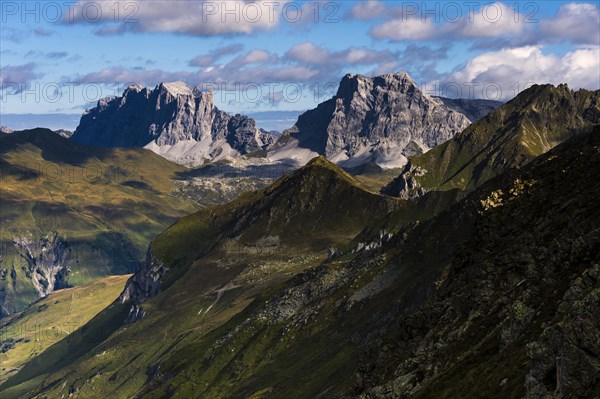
0, 128, 196, 317
383, 83, 600, 198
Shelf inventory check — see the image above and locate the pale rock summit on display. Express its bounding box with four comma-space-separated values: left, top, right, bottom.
269, 72, 501, 169
71, 81, 274, 166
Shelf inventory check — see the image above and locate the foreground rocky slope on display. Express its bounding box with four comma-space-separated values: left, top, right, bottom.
351, 126, 600, 398
384, 83, 600, 198
269, 73, 502, 169
71, 82, 274, 166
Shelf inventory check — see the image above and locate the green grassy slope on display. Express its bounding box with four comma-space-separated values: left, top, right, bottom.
0, 275, 130, 385
384, 84, 600, 196
0, 129, 197, 316
1, 156, 401, 398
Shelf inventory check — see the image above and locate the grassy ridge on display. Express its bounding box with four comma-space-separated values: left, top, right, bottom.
1, 157, 402, 398
397, 84, 600, 193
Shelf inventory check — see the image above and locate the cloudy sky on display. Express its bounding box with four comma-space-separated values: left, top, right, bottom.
1, 0, 599, 127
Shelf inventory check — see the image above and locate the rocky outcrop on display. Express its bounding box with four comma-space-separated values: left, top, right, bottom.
71, 82, 274, 166
381, 164, 427, 199
12, 232, 70, 297
352, 230, 394, 253
270, 73, 501, 169
118, 248, 168, 323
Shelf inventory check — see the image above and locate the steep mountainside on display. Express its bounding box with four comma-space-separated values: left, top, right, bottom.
350, 126, 600, 398
384, 84, 600, 198
0, 275, 130, 384
71, 82, 274, 166
269, 73, 502, 169
0, 129, 196, 317
0, 157, 401, 398
434, 96, 505, 122
4, 126, 598, 399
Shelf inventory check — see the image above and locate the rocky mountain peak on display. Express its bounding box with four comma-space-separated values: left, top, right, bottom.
272, 72, 501, 169
157, 81, 194, 97
336, 72, 416, 101
71, 82, 275, 166
125, 83, 145, 93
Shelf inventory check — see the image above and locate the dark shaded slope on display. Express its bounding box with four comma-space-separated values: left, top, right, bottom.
352, 126, 600, 398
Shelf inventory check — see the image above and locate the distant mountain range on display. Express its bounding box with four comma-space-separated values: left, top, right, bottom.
69, 73, 503, 169
0, 114, 81, 131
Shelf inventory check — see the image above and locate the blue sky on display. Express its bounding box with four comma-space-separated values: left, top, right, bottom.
1, 0, 599, 130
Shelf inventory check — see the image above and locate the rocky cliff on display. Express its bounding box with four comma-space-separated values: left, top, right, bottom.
71, 82, 274, 166
269, 73, 502, 169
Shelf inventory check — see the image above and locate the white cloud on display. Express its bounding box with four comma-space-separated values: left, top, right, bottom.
285, 42, 398, 67
227, 49, 278, 68
285, 42, 331, 64
0, 63, 41, 88
460, 2, 525, 38
433, 46, 600, 100
189, 44, 244, 67
540, 3, 600, 44
369, 2, 599, 46
370, 18, 441, 41
65, 0, 287, 36
347, 0, 387, 20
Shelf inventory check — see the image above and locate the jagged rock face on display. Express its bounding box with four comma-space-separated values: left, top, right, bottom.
12, 232, 70, 297
434, 97, 503, 122
118, 248, 167, 323
276, 73, 500, 169
71, 82, 274, 166
381, 164, 428, 199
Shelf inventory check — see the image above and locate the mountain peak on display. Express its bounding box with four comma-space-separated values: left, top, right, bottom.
156, 81, 193, 97
72, 82, 275, 160
336, 72, 416, 99
125, 83, 145, 93
280, 71, 483, 168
